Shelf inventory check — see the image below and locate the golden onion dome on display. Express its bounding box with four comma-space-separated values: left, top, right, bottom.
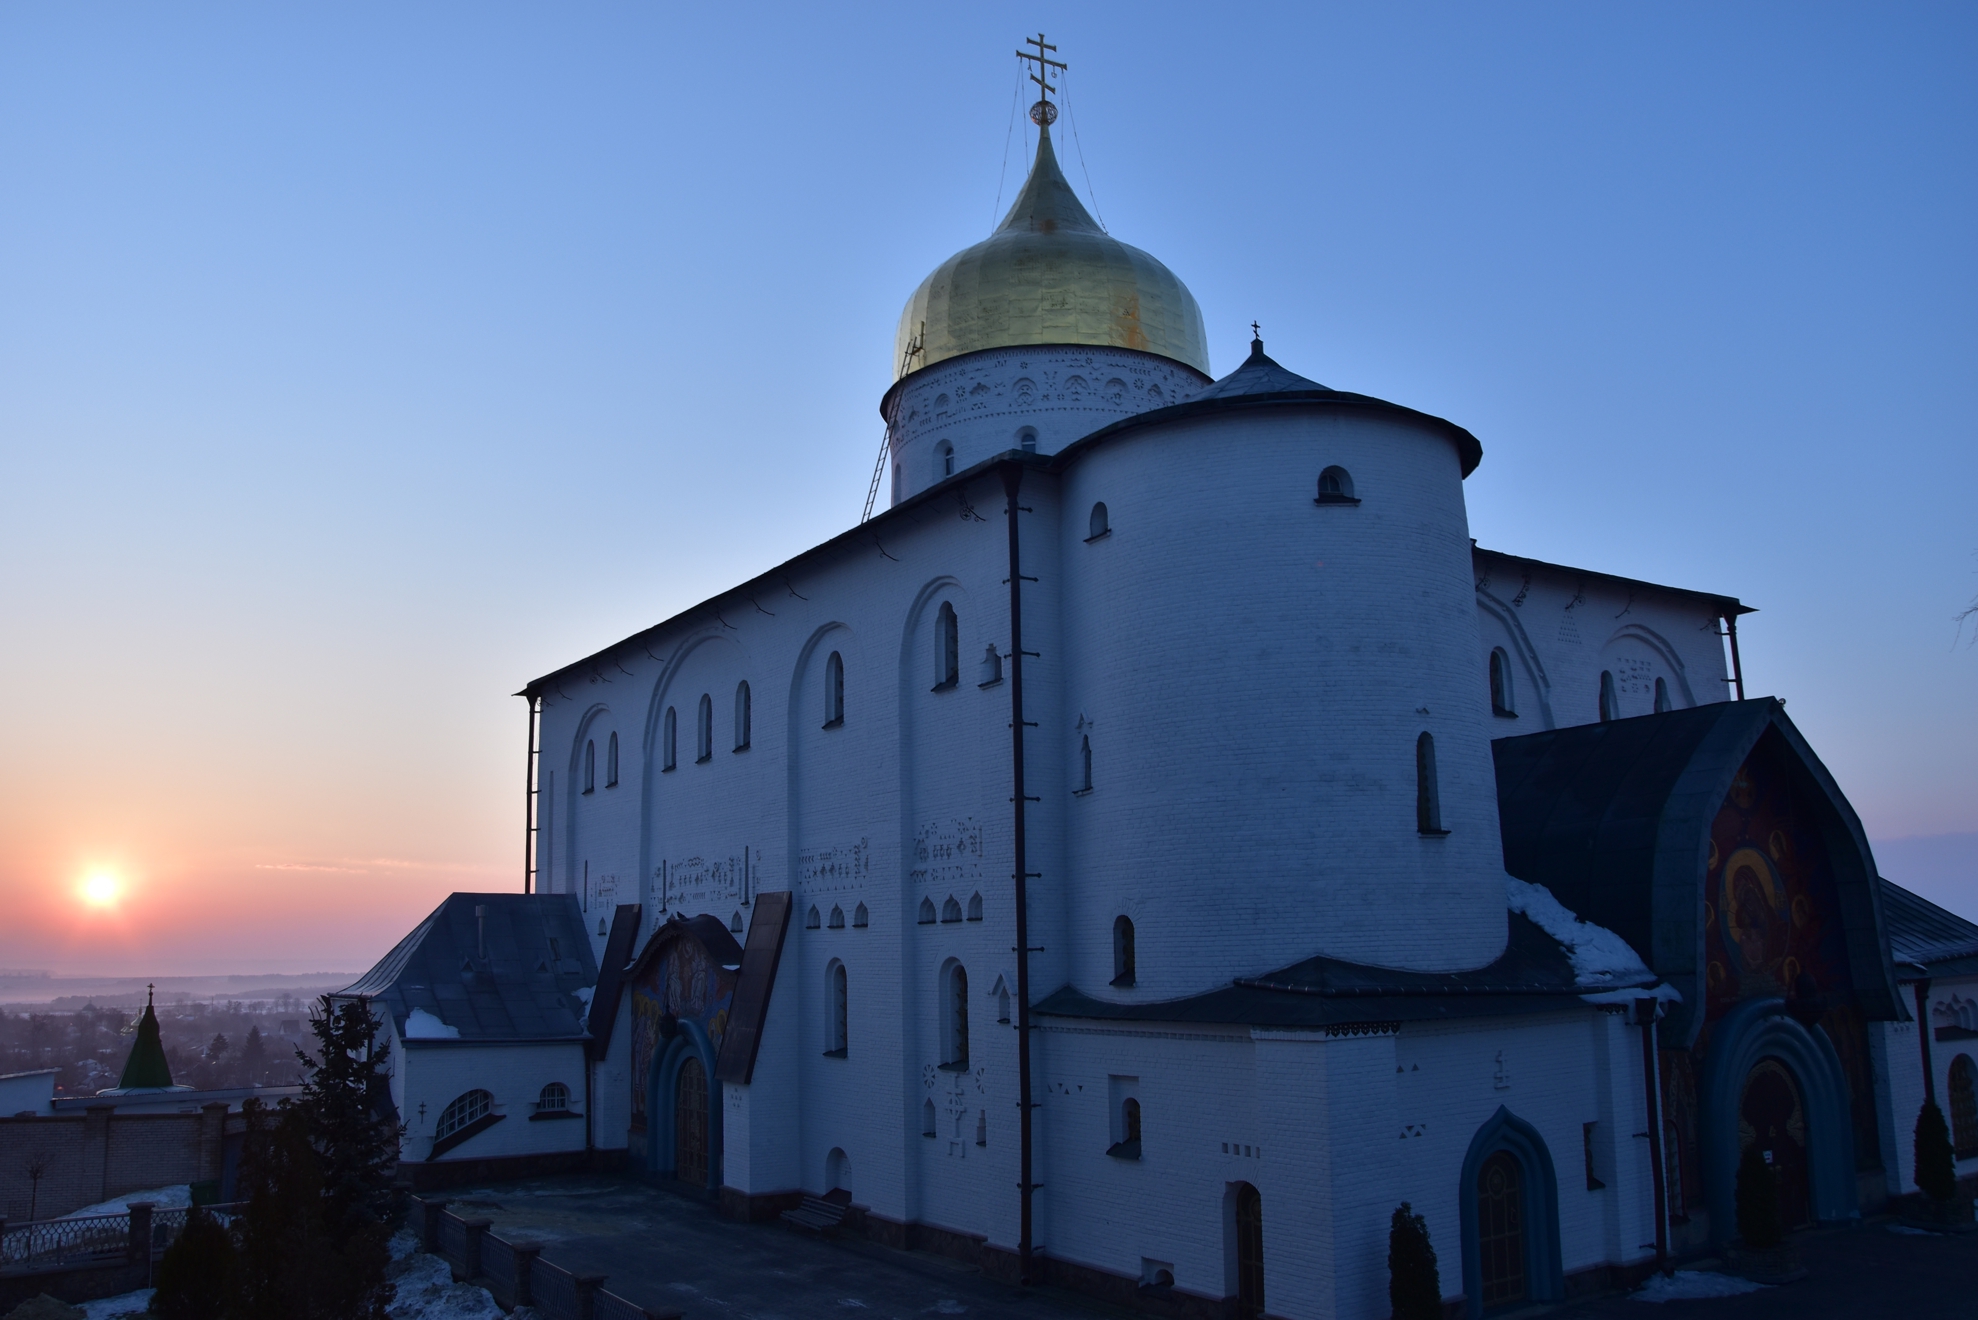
894, 125, 1210, 380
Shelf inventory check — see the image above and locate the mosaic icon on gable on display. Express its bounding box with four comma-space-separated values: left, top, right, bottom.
1721, 846, 1787, 980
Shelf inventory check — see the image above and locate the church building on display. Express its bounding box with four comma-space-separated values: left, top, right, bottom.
352, 49, 1974, 1320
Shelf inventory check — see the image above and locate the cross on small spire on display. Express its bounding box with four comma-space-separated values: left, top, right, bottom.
1251, 321, 1261, 340
1018, 33, 1067, 126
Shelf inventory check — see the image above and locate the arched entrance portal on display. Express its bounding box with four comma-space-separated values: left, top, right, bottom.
1739, 1058, 1810, 1229
1476, 1150, 1527, 1306
675, 1055, 709, 1188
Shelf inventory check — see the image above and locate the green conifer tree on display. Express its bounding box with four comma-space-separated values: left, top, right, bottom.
1734, 1144, 1783, 1248
1387, 1201, 1442, 1320
297, 997, 404, 1243
1913, 1100, 1957, 1204
149, 1205, 233, 1320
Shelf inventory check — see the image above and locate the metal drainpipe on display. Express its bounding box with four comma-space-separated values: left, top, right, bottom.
523, 694, 541, 892
1724, 614, 1746, 702
1636, 999, 1669, 1273
1916, 979, 1936, 1107
1001, 463, 1039, 1285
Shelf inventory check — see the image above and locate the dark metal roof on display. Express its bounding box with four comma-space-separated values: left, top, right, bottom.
340, 893, 598, 1043
1491, 699, 1901, 1044
1472, 545, 1752, 617
1880, 879, 1978, 978
1054, 337, 1484, 477
1036, 913, 1614, 1030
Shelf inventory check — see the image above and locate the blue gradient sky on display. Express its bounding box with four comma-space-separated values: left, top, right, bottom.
3, 3, 1974, 973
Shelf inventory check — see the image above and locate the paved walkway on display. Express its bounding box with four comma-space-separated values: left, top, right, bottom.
436, 1175, 1978, 1320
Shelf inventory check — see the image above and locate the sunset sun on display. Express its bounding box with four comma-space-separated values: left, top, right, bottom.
80, 874, 120, 908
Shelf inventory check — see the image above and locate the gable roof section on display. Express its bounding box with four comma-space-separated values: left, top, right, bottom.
340, 893, 598, 1043
1881, 879, 1978, 979
1492, 699, 1901, 1044
586, 903, 643, 1059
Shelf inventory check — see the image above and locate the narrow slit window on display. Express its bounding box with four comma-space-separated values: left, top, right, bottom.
824, 651, 845, 727
828, 904, 846, 929
941, 895, 962, 924
918, 897, 937, 925
1489, 649, 1515, 717
805, 905, 822, 930
1113, 915, 1136, 986
852, 902, 869, 929
934, 603, 959, 689
583, 740, 596, 794
966, 892, 983, 921
734, 681, 751, 749
943, 964, 969, 1068
1654, 676, 1671, 714
606, 732, 619, 786
936, 441, 955, 478
662, 707, 677, 771
1017, 427, 1038, 453
1599, 670, 1619, 723
922, 1098, 937, 1137
827, 962, 848, 1055
978, 643, 1003, 687
696, 693, 713, 762
1416, 732, 1447, 835
1076, 734, 1093, 794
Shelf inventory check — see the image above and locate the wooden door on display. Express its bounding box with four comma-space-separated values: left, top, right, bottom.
1234, 1183, 1264, 1318
1740, 1059, 1810, 1229
675, 1055, 709, 1187
1477, 1150, 1527, 1307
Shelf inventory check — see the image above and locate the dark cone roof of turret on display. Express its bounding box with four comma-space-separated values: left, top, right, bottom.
117, 993, 175, 1090
1189, 336, 1330, 399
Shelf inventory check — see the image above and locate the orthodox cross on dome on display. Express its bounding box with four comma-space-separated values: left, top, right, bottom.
1017, 33, 1066, 126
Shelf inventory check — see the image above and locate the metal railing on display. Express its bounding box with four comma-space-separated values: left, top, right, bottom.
417, 1197, 677, 1320
0, 1201, 243, 1276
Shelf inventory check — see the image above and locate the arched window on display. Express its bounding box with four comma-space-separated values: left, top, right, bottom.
978, 643, 1003, 686
1416, 732, 1447, 835
1017, 426, 1038, 453
734, 681, 751, 750
729, 910, 743, 933
583, 740, 596, 794
852, 902, 869, 928
435, 1089, 492, 1142
1113, 915, 1136, 986
605, 732, 619, 786
917, 897, 937, 925
1087, 502, 1110, 540
662, 707, 677, 771
1489, 649, 1516, 717
825, 962, 848, 1056
997, 983, 1011, 1024
696, 694, 713, 762
922, 1098, 937, 1137
805, 905, 822, 930
1076, 734, 1093, 794
1315, 466, 1358, 505
1232, 1183, 1265, 1318
823, 651, 845, 727
936, 441, 955, 478
537, 1082, 569, 1113
966, 892, 983, 921
941, 963, 969, 1069
1599, 670, 1619, 723
828, 904, 846, 929
1654, 676, 1671, 714
934, 603, 959, 689
941, 895, 962, 924
1951, 1054, 1978, 1159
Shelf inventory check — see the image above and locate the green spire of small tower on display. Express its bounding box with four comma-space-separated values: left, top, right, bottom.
117, 985, 175, 1090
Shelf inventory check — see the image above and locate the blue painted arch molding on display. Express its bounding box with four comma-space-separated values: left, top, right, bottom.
1459, 1106, 1563, 1319
646, 1017, 722, 1193
1700, 996, 1857, 1243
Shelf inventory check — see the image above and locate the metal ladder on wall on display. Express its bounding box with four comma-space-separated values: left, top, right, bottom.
861, 325, 924, 523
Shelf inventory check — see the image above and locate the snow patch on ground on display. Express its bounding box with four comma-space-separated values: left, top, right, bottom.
1631, 1270, 1769, 1302
404, 1007, 461, 1039
1507, 877, 1659, 987
79, 1289, 154, 1320
1887, 1223, 1939, 1235
385, 1241, 505, 1320
63, 1185, 191, 1218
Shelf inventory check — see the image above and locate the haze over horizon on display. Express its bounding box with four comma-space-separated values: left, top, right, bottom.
3, 3, 1974, 978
